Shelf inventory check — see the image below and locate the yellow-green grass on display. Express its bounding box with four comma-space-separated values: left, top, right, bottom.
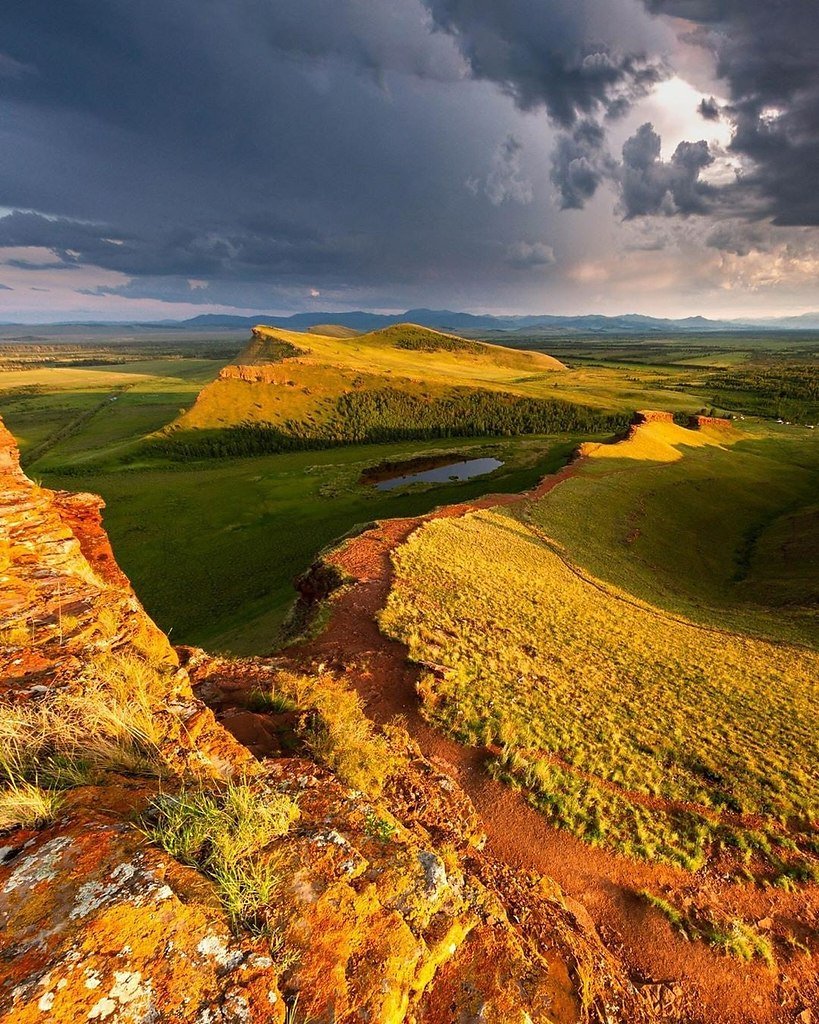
524, 419, 819, 646
0, 782, 64, 832
143, 782, 298, 933
174, 324, 710, 437
638, 890, 775, 965
307, 323, 362, 338
44, 435, 580, 653
379, 488, 819, 871
0, 358, 223, 468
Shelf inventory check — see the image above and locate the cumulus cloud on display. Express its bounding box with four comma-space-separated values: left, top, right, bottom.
468, 135, 534, 205
549, 121, 615, 209
422, 0, 670, 126
619, 123, 714, 218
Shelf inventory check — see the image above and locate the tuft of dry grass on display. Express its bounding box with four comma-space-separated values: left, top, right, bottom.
0, 652, 169, 795
277, 670, 396, 796
143, 782, 298, 932
0, 781, 63, 832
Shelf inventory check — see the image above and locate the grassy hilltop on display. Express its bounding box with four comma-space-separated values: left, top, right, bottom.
160, 323, 630, 457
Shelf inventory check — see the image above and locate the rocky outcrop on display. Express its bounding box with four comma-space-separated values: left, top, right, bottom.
0, 415, 651, 1023
632, 410, 675, 425
688, 415, 733, 430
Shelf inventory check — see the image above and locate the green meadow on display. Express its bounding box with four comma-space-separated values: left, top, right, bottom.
1, 328, 815, 662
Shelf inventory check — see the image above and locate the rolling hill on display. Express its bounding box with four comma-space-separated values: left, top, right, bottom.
157, 323, 627, 457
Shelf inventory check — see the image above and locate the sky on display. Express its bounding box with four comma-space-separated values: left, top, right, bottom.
1, 0, 819, 322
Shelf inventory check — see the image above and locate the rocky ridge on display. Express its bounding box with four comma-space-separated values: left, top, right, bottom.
0, 414, 651, 1023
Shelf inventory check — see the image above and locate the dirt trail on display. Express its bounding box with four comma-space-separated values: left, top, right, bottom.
276, 454, 817, 1024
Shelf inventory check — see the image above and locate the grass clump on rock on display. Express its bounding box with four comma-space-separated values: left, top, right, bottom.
143, 782, 299, 933
0, 652, 171, 821
0, 780, 64, 832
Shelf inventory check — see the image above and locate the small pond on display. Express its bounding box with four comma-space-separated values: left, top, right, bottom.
366, 456, 504, 491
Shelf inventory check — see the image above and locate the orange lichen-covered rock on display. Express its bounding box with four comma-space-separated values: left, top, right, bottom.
0, 415, 251, 779
0, 811, 285, 1024
0, 416, 653, 1023
633, 409, 675, 424
688, 414, 733, 429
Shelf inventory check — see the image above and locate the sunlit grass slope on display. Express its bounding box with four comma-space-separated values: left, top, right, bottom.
168, 323, 590, 444
529, 417, 819, 646
169, 325, 722, 452
380, 419, 819, 873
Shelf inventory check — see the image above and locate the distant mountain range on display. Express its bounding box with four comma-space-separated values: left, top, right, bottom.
4, 308, 819, 335
179, 308, 819, 335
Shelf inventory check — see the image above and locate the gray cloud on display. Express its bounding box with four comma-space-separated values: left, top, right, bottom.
422, 0, 669, 126
469, 135, 534, 205
0, 211, 359, 281
550, 120, 614, 209
698, 96, 720, 121
644, 1, 819, 226
503, 241, 556, 268
619, 124, 714, 218
0, 0, 817, 317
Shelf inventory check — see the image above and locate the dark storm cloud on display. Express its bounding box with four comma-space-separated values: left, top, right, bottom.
549, 121, 614, 209
2, 0, 555, 308
422, 0, 668, 126
1, 0, 818, 314
0, 7, 457, 228
698, 97, 720, 121
644, 1, 819, 226
0, 211, 356, 280
619, 124, 714, 218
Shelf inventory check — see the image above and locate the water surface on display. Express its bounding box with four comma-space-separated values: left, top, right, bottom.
373, 456, 503, 490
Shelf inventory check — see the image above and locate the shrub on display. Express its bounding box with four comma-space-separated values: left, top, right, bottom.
152, 387, 628, 460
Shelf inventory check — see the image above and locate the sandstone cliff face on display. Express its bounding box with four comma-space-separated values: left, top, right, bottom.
688, 415, 733, 430
0, 416, 649, 1024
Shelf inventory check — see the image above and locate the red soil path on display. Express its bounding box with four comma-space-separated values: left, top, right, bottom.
279, 458, 818, 1024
